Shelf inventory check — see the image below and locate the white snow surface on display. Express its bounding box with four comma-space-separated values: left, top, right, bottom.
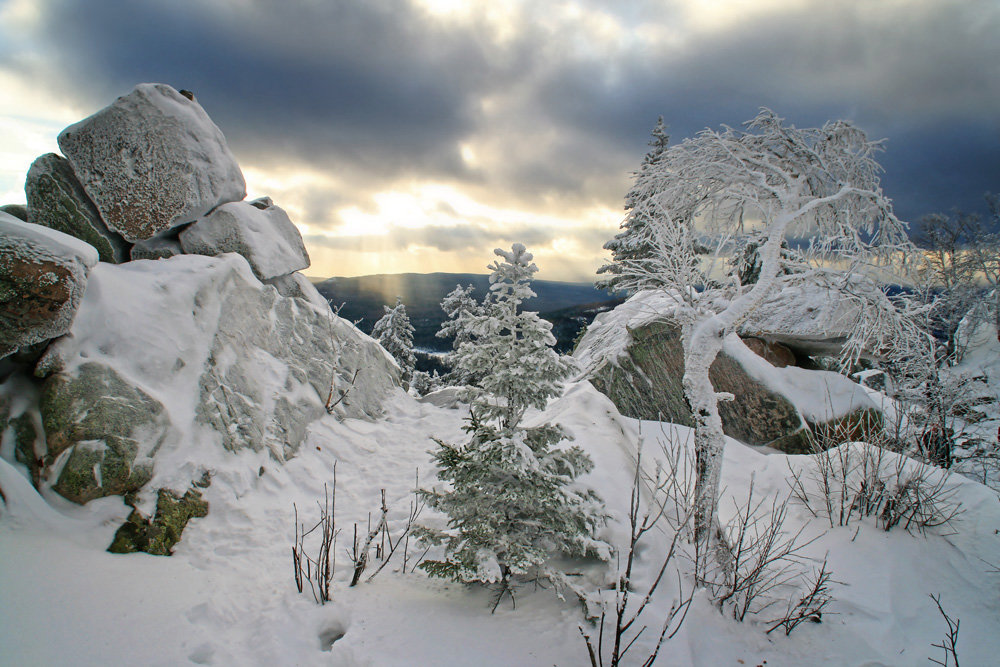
0, 211, 100, 268
2, 381, 999, 665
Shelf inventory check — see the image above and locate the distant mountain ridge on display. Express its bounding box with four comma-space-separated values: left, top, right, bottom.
312, 272, 623, 356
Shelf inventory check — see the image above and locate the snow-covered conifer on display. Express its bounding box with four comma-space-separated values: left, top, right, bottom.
597, 117, 670, 291
418, 244, 607, 608
417, 417, 609, 609
455, 244, 574, 429
435, 284, 481, 386
372, 296, 416, 387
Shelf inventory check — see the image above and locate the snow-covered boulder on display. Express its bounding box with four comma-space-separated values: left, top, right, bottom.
57, 84, 246, 242
35, 254, 397, 476
0, 213, 99, 359
25, 153, 130, 263
740, 279, 862, 358
179, 198, 309, 281
575, 290, 879, 451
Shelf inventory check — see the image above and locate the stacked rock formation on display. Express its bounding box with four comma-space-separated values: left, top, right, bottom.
0, 84, 399, 552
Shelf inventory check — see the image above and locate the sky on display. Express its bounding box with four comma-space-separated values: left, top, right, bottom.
0, 0, 997, 282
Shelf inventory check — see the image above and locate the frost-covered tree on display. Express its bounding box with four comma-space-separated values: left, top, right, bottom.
598, 117, 671, 291
417, 417, 609, 610
455, 244, 574, 429
417, 244, 608, 609
435, 284, 481, 386
602, 109, 918, 581
372, 296, 416, 388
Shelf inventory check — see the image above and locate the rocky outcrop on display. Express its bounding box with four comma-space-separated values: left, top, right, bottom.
180, 199, 310, 281
25, 153, 130, 263
575, 291, 881, 452
130, 234, 183, 261
740, 279, 862, 358
37, 254, 398, 465
57, 83, 246, 242
0, 213, 99, 358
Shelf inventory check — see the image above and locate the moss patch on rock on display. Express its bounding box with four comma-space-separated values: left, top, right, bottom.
108, 487, 209, 556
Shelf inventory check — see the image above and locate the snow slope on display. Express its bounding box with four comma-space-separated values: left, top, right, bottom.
2, 381, 998, 666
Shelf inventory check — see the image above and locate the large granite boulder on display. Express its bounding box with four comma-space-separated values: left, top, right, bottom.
57, 83, 246, 242
38, 254, 398, 466
575, 290, 880, 451
0, 213, 98, 359
179, 198, 310, 281
25, 153, 130, 263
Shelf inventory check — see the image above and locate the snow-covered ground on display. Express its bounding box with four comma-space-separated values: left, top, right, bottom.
2, 380, 998, 666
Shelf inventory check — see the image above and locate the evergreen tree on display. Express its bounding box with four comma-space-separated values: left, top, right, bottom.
455, 244, 573, 429
597, 117, 671, 291
417, 417, 609, 610
417, 244, 609, 609
435, 284, 481, 386
372, 296, 416, 388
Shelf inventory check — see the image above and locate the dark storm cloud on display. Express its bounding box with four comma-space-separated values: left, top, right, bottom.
10, 0, 518, 178
10, 0, 999, 226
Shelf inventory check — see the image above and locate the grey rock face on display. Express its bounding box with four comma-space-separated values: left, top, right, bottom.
196, 259, 393, 457
583, 319, 807, 448
180, 200, 310, 281
25, 153, 130, 263
39, 362, 166, 504
0, 204, 28, 221
57, 83, 246, 242
131, 234, 183, 261
0, 213, 98, 359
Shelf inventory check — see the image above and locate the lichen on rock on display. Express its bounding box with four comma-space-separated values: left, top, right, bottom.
107, 487, 209, 556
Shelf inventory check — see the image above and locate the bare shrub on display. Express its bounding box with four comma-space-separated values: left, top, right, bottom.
712, 479, 821, 622
349, 472, 425, 586
789, 434, 963, 534
928, 594, 961, 666
579, 433, 694, 667
766, 558, 835, 636
292, 465, 338, 605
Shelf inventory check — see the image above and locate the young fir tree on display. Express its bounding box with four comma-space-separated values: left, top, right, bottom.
597, 117, 671, 292
417, 244, 609, 610
435, 284, 481, 386
372, 296, 416, 388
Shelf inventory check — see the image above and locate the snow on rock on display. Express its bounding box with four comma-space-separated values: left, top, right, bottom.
740, 277, 862, 357
25, 152, 130, 263
0, 212, 99, 359
30, 253, 398, 503
179, 199, 310, 281
574, 291, 810, 449
57, 83, 246, 242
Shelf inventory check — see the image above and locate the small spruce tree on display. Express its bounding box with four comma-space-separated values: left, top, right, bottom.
435, 284, 481, 386
417, 244, 610, 610
372, 296, 416, 388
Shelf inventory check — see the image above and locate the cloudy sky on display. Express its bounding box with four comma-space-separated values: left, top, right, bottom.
1, 0, 997, 281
